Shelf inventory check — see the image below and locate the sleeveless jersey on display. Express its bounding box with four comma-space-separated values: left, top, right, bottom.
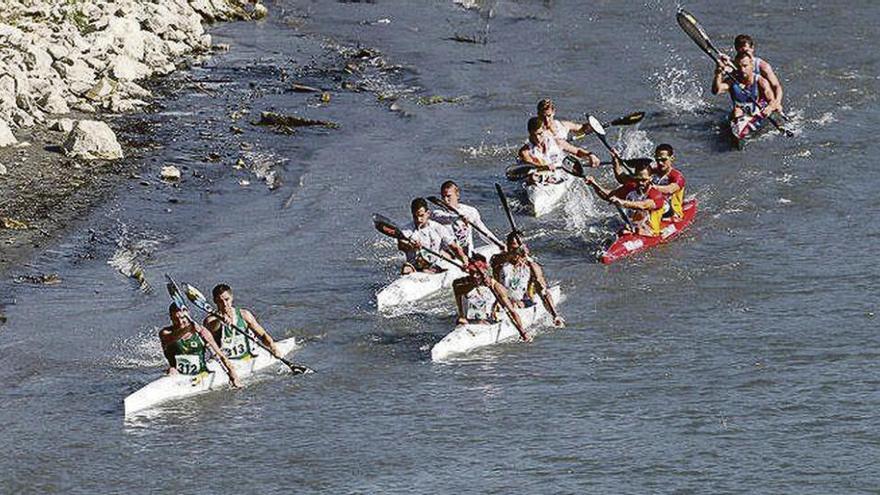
500, 262, 532, 303
651, 168, 686, 218
219, 308, 255, 360
464, 285, 496, 321
729, 75, 766, 114
548, 118, 569, 141
170, 331, 208, 376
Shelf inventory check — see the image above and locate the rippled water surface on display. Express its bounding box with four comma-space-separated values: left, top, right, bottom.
2, 1, 879, 493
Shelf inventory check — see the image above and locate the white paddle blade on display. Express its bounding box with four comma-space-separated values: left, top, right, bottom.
184, 284, 208, 306
588, 115, 606, 136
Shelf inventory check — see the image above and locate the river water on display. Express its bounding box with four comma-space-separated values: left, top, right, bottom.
2, 1, 879, 493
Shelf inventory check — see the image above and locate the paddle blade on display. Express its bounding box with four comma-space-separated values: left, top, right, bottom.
183, 283, 213, 313
373, 213, 404, 240
587, 115, 606, 136
495, 182, 519, 234
505, 164, 534, 181
608, 111, 645, 126
561, 156, 586, 178
164, 274, 188, 312
676, 9, 717, 58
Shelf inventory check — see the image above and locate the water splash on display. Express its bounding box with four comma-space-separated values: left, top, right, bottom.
652, 55, 709, 115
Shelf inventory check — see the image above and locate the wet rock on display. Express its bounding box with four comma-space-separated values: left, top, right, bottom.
160, 165, 181, 181
0, 121, 17, 147
291, 83, 321, 93
256, 111, 339, 129
1, 217, 28, 230
13, 273, 61, 285
61, 120, 124, 160
252, 3, 269, 20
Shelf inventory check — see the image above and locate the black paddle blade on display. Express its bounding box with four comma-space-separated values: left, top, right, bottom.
561, 156, 586, 178
505, 164, 534, 181
609, 112, 645, 126
290, 364, 315, 375
494, 182, 519, 234
372, 213, 404, 240
676, 9, 717, 58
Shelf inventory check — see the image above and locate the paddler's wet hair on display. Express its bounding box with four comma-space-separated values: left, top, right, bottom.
169, 303, 185, 316
734, 34, 754, 50
212, 283, 232, 300
537, 98, 555, 114
734, 51, 753, 65
655, 143, 674, 156
506, 231, 522, 246
440, 180, 459, 193
410, 197, 429, 214
527, 116, 543, 134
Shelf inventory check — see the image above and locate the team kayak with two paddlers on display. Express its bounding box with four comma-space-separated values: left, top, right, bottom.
124, 277, 312, 416
676, 9, 792, 147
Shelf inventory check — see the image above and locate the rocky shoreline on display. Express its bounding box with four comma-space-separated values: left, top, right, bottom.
0, 0, 266, 277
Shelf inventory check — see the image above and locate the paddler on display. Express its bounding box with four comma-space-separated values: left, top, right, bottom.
650, 144, 686, 219
203, 284, 282, 360
491, 232, 564, 327
398, 197, 468, 275
712, 51, 781, 124
159, 303, 242, 387
584, 164, 665, 237
719, 34, 784, 114
431, 180, 503, 256
452, 254, 530, 341
537, 98, 592, 142
518, 117, 600, 185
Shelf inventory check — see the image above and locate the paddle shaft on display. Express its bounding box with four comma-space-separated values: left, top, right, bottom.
374, 215, 466, 270
494, 183, 520, 237
427, 196, 505, 250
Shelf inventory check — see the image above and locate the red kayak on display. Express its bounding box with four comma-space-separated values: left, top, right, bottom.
599, 199, 698, 264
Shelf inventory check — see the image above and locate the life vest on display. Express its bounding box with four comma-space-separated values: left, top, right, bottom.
219, 308, 255, 360
652, 170, 685, 218
464, 285, 496, 321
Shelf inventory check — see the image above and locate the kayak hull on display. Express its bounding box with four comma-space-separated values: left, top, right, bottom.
728, 112, 777, 148
599, 199, 697, 264
376, 244, 500, 310
431, 286, 563, 361
123, 337, 300, 416
524, 176, 573, 217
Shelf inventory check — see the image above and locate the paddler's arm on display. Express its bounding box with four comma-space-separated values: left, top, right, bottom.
488, 279, 529, 342
452, 277, 472, 325
652, 180, 681, 195
159, 329, 178, 374
526, 261, 563, 327
757, 78, 781, 116
518, 144, 545, 168
558, 140, 600, 167
198, 324, 242, 388
583, 176, 614, 202
761, 61, 784, 112
712, 63, 730, 94
610, 195, 656, 211
563, 119, 591, 136
612, 155, 632, 184
241, 309, 280, 357
470, 212, 504, 248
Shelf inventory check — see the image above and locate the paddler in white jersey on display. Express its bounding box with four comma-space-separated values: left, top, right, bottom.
159, 303, 242, 387
452, 254, 530, 341
431, 180, 503, 256
204, 284, 282, 361
537, 98, 593, 143
398, 197, 468, 275
492, 232, 564, 327
518, 117, 599, 185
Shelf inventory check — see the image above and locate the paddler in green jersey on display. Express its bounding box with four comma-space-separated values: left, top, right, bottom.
159, 303, 242, 387
204, 284, 283, 360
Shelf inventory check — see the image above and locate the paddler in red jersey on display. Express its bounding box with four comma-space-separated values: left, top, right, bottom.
650, 144, 686, 219
712, 51, 781, 124
159, 303, 242, 387
584, 164, 665, 237
452, 254, 530, 341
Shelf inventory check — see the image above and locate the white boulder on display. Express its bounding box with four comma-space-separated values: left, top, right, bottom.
61, 120, 123, 160
0, 120, 17, 147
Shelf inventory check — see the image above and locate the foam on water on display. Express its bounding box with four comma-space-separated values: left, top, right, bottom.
652, 55, 710, 115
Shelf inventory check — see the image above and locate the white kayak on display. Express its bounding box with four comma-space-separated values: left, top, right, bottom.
524, 177, 574, 217
431, 286, 564, 361
376, 244, 500, 311
124, 337, 300, 416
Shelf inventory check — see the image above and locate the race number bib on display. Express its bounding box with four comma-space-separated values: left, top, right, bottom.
221, 333, 249, 359
175, 354, 203, 375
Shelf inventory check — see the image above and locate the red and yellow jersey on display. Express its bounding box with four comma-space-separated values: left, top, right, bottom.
613, 183, 665, 236
651, 166, 686, 218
